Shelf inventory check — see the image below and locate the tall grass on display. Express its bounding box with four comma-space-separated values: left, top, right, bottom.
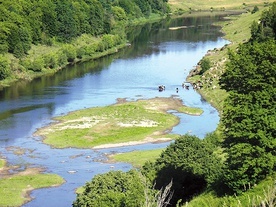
184, 175, 275, 207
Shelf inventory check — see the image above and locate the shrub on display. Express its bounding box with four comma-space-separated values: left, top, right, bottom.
61, 44, 76, 63
144, 134, 224, 205
44, 53, 58, 69
199, 58, 211, 75
0, 55, 10, 80
73, 170, 146, 207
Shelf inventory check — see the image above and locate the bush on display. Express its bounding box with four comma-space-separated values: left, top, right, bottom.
21, 57, 44, 72
61, 44, 76, 63
199, 58, 211, 75
251, 6, 259, 14
0, 55, 10, 80
73, 170, 146, 207
44, 53, 58, 69
144, 134, 224, 205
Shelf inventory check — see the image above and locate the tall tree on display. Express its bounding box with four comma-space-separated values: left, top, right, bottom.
54, 0, 78, 42
143, 134, 223, 205
73, 170, 146, 207
220, 39, 276, 194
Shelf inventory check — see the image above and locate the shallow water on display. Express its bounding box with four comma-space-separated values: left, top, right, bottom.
0, 15, 229, 206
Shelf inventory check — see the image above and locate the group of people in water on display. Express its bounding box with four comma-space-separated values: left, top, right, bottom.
158, 81, 203, 93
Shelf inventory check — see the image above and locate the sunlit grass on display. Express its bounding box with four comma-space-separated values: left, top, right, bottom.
111, 148, 164, 168
0, 173, 64, 207
168, 0, 274, 13
185, 175, 276, 207
39, 98, 198, 148
178, 106, 203, 115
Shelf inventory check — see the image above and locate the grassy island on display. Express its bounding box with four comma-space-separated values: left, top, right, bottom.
0, 160, 64, 207
36, 97, 203, 149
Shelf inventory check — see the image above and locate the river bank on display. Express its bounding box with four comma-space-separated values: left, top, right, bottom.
186, 8, 266, 113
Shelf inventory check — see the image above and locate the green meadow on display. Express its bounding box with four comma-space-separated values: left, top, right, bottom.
37, 97, 201, 149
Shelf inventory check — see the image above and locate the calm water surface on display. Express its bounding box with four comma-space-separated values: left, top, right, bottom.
0, 15, 229, 207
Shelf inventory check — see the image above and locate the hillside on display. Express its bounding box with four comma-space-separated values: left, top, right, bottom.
169, 0, 274, 13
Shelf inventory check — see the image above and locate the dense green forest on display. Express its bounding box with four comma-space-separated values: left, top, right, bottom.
0, 0, 169, 82
73, 3, 276, 207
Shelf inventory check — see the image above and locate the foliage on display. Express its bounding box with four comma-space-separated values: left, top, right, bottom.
44, 52, 58, 69
73, 170, 146, 207
0, 0, 169, 57
183, 175, 276, 207
219, 9, 276, 193
251, 5, 259, 14
220, 40, 275, 93
0, 0, 170, 84
199, 58, 211, 75
142, 134, 224, 205
0, 55, 10, 80
250, 2, 276, 41
61, 44, 77, 63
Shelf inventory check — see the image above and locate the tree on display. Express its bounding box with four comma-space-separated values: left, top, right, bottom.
40, 0, 57, 38
0, 55, 10, 80
199, 57, 211, 75
54, 0, 78, 42
220, 39, 276, 194
250, 2, 276, 41
73, 170, 146, 207
143, 134, 224, 205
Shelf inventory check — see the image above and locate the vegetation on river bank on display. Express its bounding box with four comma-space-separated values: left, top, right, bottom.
0, 0, 169, 89
187, 7, 268, 112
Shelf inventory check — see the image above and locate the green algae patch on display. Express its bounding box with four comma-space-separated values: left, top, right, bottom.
37, 97, 201, 149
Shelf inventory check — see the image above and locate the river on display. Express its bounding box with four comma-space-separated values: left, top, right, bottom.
0, 15, 229, 206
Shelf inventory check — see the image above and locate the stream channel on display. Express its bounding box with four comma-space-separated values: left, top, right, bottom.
0, 14, 230, 206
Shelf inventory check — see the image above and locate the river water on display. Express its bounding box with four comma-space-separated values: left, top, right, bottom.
0, 15, 229, 206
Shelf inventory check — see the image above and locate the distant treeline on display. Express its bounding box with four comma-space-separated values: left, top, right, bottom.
0, 0, 169, 58
0, 0, 169, 81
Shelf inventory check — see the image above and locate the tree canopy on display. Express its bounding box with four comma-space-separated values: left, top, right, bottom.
219, 3, 276, 194
73, 170, 146, 207
0, 0, 169, 56
142, 134, 224, 205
